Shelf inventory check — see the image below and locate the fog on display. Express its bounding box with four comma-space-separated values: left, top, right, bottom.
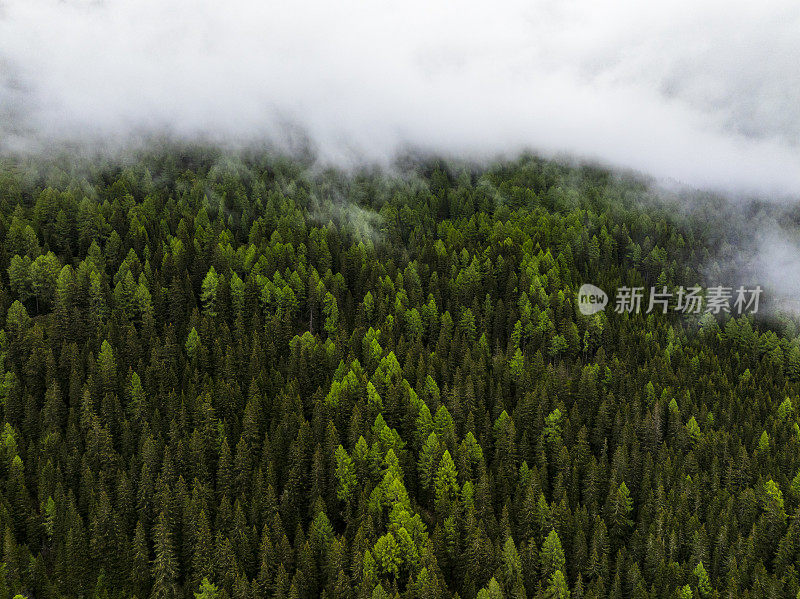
1, 0, 799, 198
3, 0, 800, 311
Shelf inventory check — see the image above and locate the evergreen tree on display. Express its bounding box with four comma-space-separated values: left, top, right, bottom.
151, 511, 178, 599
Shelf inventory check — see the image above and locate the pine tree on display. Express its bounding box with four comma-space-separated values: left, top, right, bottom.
186, 328, 201, 360
201, 267, 219, 317
131, 520, 151, 597
334, 445, 357, 504
540, 529, 565, 582
544, 570, 571, 599
609, 482, 633, 546
150, 511, 178, 599
693, 561, 711, 599
434, 450, 459, 518
195, 578, 219, 599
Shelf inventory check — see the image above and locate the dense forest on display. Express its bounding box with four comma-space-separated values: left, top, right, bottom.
0, 149, 799, 599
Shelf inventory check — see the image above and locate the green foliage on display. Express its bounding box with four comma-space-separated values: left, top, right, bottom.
373, 533, 401, 577
0, 151, 797, 599
434, 450, 459, 516
186, 327, 201, 359
194, 578, 218, 599
200, 266, 219, 317
151, 511, 178, 599
610, 482, 634, 540
230, 271, 245, 316
30, 252, 61, 309
324, 292, 339, 336
778, 397, 794, 421
543, 408, 563, 443
693, 561, 711, 599
97, 339, 116, 390
7, 255, 32, 304
509, 348, 524, 380
540, 530, 565, 580
685, 416, 701, 443
545, 570, 571, 599
334, 444, 357, 502
6, 300, 30, 336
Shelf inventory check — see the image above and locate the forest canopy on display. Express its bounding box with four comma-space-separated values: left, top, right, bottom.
0, 149, 799, 599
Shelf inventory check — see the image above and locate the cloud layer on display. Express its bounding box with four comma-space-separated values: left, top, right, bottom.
1, 0, 799, 196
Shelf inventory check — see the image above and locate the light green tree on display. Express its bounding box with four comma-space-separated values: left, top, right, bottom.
200, 266, 219, 317
685, 416, 701, 443
324, 292, 339, 336
7, 254, 32, 304
434, 450, 459, 517
334, 445, 357, 502
372, 533, 400, 577
186, 327, 201, 360
540, 529, 565, 580
194, 578, 218, 599
30, 252, 61, 311
97, 340, 116, 392
230, 271, 245, 317
778, 397, 794, 421
610, 481, 634, 541
693, 561, 712, 599
544, 570, 571, 599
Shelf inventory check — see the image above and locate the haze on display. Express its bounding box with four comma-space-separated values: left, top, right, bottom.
1, 0, 799, 198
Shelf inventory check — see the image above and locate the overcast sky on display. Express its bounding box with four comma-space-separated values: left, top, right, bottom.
1, 0, 799, 197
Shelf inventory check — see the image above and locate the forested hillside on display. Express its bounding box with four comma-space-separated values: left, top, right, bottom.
0, 150, 799, 599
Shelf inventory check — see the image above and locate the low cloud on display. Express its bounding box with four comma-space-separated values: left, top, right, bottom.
1, 0, 799, 197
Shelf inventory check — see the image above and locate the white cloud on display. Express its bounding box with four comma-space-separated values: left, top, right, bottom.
1, 0, 799, 196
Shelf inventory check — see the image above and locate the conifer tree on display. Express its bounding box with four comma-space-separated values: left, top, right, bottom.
151, 511, 178, 599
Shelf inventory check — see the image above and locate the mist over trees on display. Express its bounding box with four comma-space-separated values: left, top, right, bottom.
0, 150, 799, 599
